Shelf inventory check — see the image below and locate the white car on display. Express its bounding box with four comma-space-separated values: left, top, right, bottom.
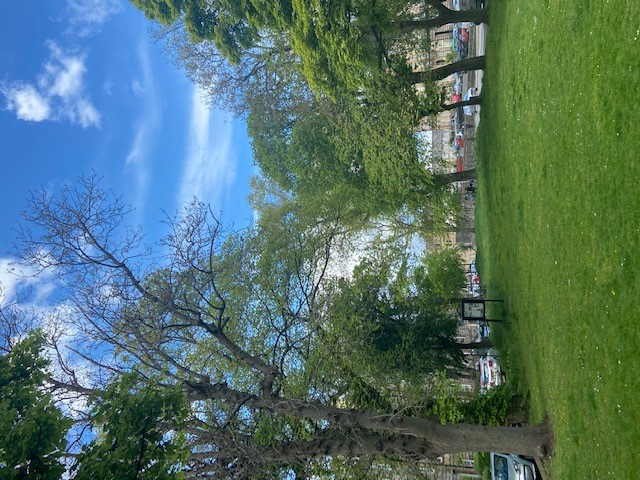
491, 452, 537, 480
476, 355, 503, 393
453, 0, 471, 10
463, 87, 479, 115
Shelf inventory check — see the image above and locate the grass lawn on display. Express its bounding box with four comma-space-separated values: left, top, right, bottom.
474, 0, 640, 478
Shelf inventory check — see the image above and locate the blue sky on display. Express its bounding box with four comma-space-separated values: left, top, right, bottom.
0, 1, 256, 283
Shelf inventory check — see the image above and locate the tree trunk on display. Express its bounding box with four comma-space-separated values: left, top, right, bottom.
187, 382, 553, 458
440, 225, 475, 234
442, 97, 482, 111
434, 169, 477, 184
397, 9, 489, 32
451, 339, 493, 349
410, 56, 486, 84
268, 431, 452, 461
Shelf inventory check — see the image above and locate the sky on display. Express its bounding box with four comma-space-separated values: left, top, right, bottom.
0, 0, 257, 301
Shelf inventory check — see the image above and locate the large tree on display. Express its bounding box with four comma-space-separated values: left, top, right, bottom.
12, 176, 552, 478
244, 71, 460, 231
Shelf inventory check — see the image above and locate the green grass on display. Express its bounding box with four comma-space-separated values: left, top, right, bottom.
474, 1, 640, 478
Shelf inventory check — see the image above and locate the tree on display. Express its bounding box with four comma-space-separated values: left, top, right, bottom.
71, 374, 187, 480
15, 176, 552, 478
410, 55, 487, 85
0, 330, 72, 480
397, 1, 489, 32
315, 244, 468, 384
130, 0, 260, 63
156, 24, 305, 118
245, 73, 454, 226
441, 96, 483, 112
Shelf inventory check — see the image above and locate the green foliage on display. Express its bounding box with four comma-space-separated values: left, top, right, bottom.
0, 331, 72, 480
430, 373, 465, 425
252, 415, 314, 448
429, 373, 522, 427
326, 75, 437, 201
473, 452, 491, 480
129, 0, 259, 62
246, 74, 454, 241
129, 0, 183, 24
286, 0, 366, 95
308, 455, 434, 480
72, 373, 187, 480
464, 384, 522, 426
414, 247, 467, 301
320, 245, 465, 383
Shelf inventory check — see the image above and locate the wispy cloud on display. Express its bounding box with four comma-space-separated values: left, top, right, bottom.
124, 40, 161, 213
64, 0, 122, 37
0, 258, 56, 306
177, 88, 236, 210
2, 42, 100, 128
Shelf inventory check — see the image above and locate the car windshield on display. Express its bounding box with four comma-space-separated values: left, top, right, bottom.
492, 456, 509, 480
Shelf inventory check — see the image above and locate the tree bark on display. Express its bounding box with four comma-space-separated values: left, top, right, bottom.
450, 339, 493, 349
262, 431, 453, 462
186, 381, 553, 458
435, 169, 477, 184
441, 97, 482, 111
397, 9, 489, 32
410, 56, 486, 84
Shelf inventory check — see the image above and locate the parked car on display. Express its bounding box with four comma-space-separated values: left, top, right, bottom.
452, 24, 468, 43
476, 354, 503, 393
463, 87, 479, 115
454, 71, 464, 89
453, 0, 471, 10
491, 452, 537, 480
455, 107, 465, 126
477, 321, 490, 339
458, 25, 470, 42
456, 40, 469, 59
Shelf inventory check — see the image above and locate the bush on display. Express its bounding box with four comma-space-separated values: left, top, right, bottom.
464, 383, 524, 426
429, 374, 524, 426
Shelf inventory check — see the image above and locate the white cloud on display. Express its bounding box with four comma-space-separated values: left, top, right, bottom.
3, 84, 51, 122
124, 40, 161, 213
75, 98, 101, 127
0, 257, 57, 306
177, 88, 236, 209
2, 42, 100, 128
45, 48, 85, 98
65, 0, 122, 37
